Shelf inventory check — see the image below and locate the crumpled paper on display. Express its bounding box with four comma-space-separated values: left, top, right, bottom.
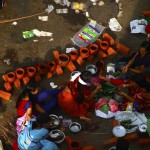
33, 29, 53, 37
109, 18, 122, 32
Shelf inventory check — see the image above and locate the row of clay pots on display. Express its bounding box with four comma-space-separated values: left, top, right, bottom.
2, 33, 129, 93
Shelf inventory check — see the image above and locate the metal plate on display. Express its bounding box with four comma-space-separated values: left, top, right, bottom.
112, 125, 126, 137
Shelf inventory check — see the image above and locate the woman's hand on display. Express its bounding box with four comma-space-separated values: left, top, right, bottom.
116, 90, 126, 96
99, 75, 109, 82
121, 65, 128, 74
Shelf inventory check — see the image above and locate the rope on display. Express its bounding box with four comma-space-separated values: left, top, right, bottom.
0, 11, 46, 24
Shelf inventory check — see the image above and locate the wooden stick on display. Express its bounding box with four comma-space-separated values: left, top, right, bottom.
0, 11, 46, 24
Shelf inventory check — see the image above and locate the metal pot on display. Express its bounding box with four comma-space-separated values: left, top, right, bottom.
113, 87, 128, 103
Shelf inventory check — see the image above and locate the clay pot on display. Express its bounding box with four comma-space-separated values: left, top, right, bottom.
55, 65, 63, 75
76, 56, 84, 66
107, 47, 117, 56
53, 50, 60, 60
65, 136, 82, 150
80, 47, 89, 58
14, 78, 21, 88
100, 41, 109, 51
58, 54, 69, 67
69, 50, 79, 61
102, 33, 115, 45
0, 90, 11, 101
88, 44, 98, 55
47, 61, 56, 72
95, 60, 104, 71
23, 75, 30, 85
116, 43, 130, 55
15, 68, 25, 80
98, 50, 107, 58
4, 82, 12, 92
47, 72, 53, 79
26, 66, 36, 78
34, 73, 42, 83
66, 61, 76, 73
37, 63, 47, 75
6, 72, 16, 83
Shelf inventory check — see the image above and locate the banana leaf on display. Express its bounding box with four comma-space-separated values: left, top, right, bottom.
98, 103, 109, 115
95, 82, 117, 102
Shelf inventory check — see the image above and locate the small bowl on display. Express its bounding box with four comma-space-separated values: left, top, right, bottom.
86, 64, 97, 74
69, 122, 81, 133
112, 125, 126, 137
49, 114, 60, 129
49, 129, 65, 144
139, 124, 147, 133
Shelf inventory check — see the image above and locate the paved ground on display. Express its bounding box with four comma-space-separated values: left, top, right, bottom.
0, 0, 150, 149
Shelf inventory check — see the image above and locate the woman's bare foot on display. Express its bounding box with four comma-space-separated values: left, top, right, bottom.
80, 116, 92, 123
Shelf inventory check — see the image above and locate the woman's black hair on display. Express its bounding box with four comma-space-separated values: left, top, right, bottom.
76, 70, 92, 104
140, 41, 150, 53
32, 112, 52, 129
16, 81, 37, 108
116, 138, 129, 150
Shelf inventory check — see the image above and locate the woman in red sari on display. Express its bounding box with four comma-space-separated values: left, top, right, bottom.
58, 70, 101, 122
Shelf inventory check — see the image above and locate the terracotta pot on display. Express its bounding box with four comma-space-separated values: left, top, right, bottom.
69, 50, 79, 61
87, 55, 94, 62
0, 90, 11, 101
80, 47, 89, 58
88, 44, 98, 55
14, 78, 21, 88
102, 33, 115, 45
142, 10, 150, 16
58, 54, 69, 67
53, 50, 60, 60
66, 61, 76, 73
95, 60, 104, 71
65, 136, 82, 150
47, 61, 56, 72
55, 65, 63, 75
107, 47, 117, 56
76, 56, 84, 66
47, 72, 53, 79
116, 43, 130, 55
15, 68, 25, 80
100, 41, 109, 51
34, 73, 42, 83
26, 66, 36, 78
23, 75, 30, 85
37, 63, 47, 75
6, 72, 16, 83
4, 82, 12, 92
98, 50, 107, 58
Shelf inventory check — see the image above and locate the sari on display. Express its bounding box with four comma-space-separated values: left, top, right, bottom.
58, 77, 94, 117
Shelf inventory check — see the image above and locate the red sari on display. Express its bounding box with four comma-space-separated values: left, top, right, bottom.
58, 78, 94, 117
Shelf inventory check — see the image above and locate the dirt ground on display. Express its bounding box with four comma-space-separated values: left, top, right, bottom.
0, 0, 150, 149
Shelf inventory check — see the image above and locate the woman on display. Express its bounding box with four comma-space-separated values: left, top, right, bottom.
58, 70, 101, 122
118, 41, 150, 79
100, 75, 150, 111
117, 77, 150, 111
16, 85, 36, 135
28, 82, 63, 114
18, 112, 58, 150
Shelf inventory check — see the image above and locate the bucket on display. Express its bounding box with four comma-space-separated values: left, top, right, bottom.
86, 64, 97, 74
